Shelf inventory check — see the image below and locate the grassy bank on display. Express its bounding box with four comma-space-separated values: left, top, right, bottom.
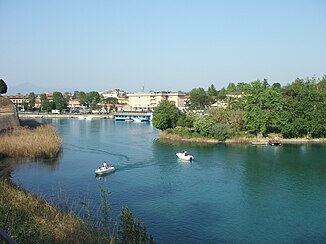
0, 178, 154, 243
160, 130, 326, 144
0, 179, 107, 243
0, 126, 62, 158
160, 130, 252, 144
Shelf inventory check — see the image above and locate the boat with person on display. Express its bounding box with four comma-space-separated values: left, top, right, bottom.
95, 162, 115, 175
176, 151, 194, 161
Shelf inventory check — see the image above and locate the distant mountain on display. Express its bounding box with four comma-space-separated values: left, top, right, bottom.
7, 83, 46, 95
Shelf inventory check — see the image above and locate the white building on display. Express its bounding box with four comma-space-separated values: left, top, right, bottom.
100, 89, 125, 99
127, 91, 185, 111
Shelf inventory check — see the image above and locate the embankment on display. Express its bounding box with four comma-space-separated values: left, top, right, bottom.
0, 96, 20, 133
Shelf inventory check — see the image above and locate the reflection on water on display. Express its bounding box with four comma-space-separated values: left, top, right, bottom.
5, 119, 326, 243
0, 154, 61, 178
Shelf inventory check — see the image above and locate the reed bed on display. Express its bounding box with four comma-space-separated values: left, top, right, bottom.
0, 125, 62, 158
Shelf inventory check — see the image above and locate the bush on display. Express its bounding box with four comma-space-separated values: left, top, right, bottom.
210, 123, 229, 141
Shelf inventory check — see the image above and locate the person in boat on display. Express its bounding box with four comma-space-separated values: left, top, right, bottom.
184, 150, 188, 156
103, 161, 111, 169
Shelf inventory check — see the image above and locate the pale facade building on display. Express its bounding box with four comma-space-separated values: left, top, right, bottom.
6, 94, 29, 109
127, 91, 185, 111
100, 89, 125, 99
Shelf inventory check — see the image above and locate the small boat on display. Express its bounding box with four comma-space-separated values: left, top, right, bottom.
268, 137, 282, 146
95, 166, 115, 175
133, 118, 142, 123
176, 153, 194, 161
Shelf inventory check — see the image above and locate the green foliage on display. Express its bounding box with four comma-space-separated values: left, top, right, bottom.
281, 77, 326, 138
210, 123, 229, 141
52, 91, 67, 111
217, 88, 227, 100
78, 91, 87, 106
152, 100, 183, 130
244, 80, 285, 137
177, 112, 198, 128
28, 92, 36, 109
207, 84, 218, 96
104, 97, 118, 105
118, 207, 154, 244
193, 116, 215, 136
21, 101, 28, 110
226, 82, 236, 92
87, 91, 102, 110
99, 186, 112, 237
189, 88, 210, 109
0, 79, 8, 94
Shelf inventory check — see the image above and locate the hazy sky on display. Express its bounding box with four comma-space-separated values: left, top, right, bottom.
1, 0, 325, 93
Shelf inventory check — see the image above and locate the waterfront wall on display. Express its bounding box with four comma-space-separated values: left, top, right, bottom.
0, 97, 20, 133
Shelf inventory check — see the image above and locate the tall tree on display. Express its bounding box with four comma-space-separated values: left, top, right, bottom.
78, 91, 87, 106
87, 91, 101, 110
244, 80, 284, 138
52, 91, 67, 111
282, 78, 326, 138
152, 100, 183, 130
28, 92, 36, 110
0, 79, 8, 94
207, 84, 218, 96
40, 93, 48, 111
226, 82, 236, 92
189, 88, 209, 109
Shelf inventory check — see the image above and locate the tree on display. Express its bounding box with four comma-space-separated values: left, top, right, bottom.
0, 79, 8, 94
152, 100, 183, 130
40, 93, 48, 111
189, 88, 209, 109
52, 91, 67, 111
207, 84, 218, 96
217, 88, 227, 100
226, 82, 236, 92
119, 207, 154, 244
78, 92, 87, 106
28, 92, 36, 110
244, 80, 284, 138
281, 77, 326, 138
87, 91, 101, 110
193, 116, 215, 136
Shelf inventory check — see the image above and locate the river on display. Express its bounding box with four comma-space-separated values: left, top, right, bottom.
3, 118, 326, 243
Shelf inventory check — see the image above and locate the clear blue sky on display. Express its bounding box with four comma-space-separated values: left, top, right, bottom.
1, 0, 325, 93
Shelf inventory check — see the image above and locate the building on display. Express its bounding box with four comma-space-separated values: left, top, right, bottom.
100, 89, 125, 99
67, 99, 81, 110
6, 94, 29, 109
127, 91, 185, 111
34, 93, 54, 108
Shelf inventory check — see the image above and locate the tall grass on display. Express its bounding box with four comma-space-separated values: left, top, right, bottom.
0, 126, 62, 158
0, 179, 154, 244
0, 179, 107, 243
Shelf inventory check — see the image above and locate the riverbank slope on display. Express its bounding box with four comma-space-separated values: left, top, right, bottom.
159, 131, 326, 144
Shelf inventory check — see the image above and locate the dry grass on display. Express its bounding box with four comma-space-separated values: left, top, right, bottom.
0, 179, 107, 243
0, 125, 62, 158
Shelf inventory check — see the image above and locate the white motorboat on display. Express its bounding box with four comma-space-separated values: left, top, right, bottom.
133, 118, 142, 122
95, 166, 115, 175
176, 153, 194, 161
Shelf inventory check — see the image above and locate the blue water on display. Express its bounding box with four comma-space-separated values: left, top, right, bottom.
4, 119, 326, 243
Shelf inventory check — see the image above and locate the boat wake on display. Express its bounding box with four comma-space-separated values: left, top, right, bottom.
64, 143, 155, 170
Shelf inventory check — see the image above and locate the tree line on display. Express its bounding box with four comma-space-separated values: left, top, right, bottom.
20, 91, 118, 113
153, 75, 326, 139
